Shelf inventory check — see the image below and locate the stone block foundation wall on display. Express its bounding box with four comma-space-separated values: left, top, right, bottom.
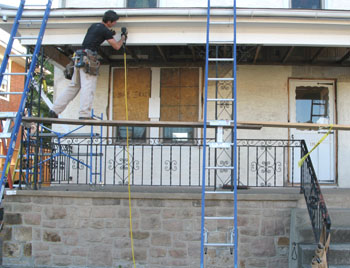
0, 189, 302, 268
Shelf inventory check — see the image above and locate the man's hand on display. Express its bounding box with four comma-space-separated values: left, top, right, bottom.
121, 27, 128, 41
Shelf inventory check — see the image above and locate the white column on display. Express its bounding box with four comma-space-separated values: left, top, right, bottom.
149, 67, 161, 139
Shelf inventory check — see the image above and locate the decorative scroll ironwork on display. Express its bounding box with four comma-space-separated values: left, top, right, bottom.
300, 140, 331, 242
24, 137, 307, 188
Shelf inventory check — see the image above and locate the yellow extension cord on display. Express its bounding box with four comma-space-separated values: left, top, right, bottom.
298, 124, 333, 167
124, 50, 136, 268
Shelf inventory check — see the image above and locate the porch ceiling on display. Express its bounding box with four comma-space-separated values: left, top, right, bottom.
41, 44, 350, 68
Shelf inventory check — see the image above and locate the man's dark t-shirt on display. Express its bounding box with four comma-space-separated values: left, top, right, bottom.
82, 23, 114, 52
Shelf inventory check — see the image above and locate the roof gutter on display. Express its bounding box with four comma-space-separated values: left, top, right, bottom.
0, 8, 350, 20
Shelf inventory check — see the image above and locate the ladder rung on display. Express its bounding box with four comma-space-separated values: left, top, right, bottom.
205, 191, 234, 194
208, 120, 234, 126
13, 36, 37, 40
14, 169, 26, 173
206, 166, 234, 170
204, 216, 234, 220
19, 20, 43, 23
208, 142, 233, 148
0, 92, 23, 95
9, 54, 33, 58
25, 4, 47, 6
0, 112, 16, 118
0, 134, 11, 138
208, 58, 234, 62
210, 21, 235, 25
209, 41, 234, 44
0, 155, 7, 159
208, 78, 234, 81
204, 243, 235, 247
2, 72, 28, 76
207, 98, 234, 102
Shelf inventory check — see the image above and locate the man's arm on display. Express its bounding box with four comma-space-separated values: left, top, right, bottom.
107, 35, 126, 51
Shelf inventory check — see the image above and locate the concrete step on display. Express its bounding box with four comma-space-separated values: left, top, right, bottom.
299, 243, 350, 266
303, 266, 350, 268
299, 227, 350, 244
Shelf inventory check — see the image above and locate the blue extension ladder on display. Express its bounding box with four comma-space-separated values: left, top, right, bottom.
0, 0, 53, 198
200, 0, 238, 267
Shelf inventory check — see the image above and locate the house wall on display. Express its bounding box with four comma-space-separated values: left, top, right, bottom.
0, 61, 25, 112
60, 0, 349, 9
1, 190, 301, 268
53, 64, 350, 187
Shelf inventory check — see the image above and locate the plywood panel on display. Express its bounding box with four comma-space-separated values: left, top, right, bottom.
161, 68, 180, 87
160, 68, 199, 122
161, 86, 180, 106
180, 68, 199, 87
160, 106, 179, 121
180, 86, 198, 106
180, 106, 198, 121
113, 68, 150, 121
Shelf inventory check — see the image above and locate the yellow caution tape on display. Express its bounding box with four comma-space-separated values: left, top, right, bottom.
124, 51, 136, 268
298, 124, 333, 167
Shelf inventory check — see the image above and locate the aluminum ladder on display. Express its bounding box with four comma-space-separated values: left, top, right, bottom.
0, 0, 53, 199
200, 0, 238, 267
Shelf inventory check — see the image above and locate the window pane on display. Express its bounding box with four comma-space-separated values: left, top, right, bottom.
127, 0, 157, 8
292, 0, 321, 9
164, 127, 193, 141
118, 127, 146, 140
295, 86, 329, 124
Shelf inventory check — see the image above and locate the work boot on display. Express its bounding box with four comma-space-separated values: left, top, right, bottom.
48, 110, 58, 118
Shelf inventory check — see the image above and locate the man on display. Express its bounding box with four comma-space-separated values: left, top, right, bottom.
49, 10, 126, 119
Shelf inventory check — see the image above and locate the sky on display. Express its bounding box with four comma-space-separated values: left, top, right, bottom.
0, 0, 59, 8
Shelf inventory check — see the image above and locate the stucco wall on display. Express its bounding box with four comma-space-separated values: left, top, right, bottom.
53, 64, 350, 187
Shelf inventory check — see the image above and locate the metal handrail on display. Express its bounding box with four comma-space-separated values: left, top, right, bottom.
300, 140, 331, 243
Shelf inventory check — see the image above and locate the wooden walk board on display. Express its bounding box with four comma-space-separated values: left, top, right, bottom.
23, 117, 350, 131
22, 117, 261, 129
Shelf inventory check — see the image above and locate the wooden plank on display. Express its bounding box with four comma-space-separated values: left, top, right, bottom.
253, 45, 261, 64
310, 47, 325, 63
337, 48, 350, 64
282, 46, 294, 63
238, 121, 347, 131
157, 46, 167, 62
22, 118, 350, 131
22, 117, 262, 129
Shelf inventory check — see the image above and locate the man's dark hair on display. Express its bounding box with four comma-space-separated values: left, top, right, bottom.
103, 10, 119, 23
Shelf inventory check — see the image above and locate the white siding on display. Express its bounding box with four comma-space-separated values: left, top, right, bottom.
62, 0, 124, 8
160, 0, 289, 8
62, 0, 350, 10
325, 0, 350, 10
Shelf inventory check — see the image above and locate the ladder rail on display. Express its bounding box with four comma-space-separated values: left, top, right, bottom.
0, 0, 25, 87
200, 0, 238, 267
200, 0, 211, 267
233, 0, 238, 265
0, 0, 53, 190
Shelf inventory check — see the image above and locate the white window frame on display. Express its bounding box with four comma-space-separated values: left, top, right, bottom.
0, 60, 11, 101
290, 0, 325, 9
